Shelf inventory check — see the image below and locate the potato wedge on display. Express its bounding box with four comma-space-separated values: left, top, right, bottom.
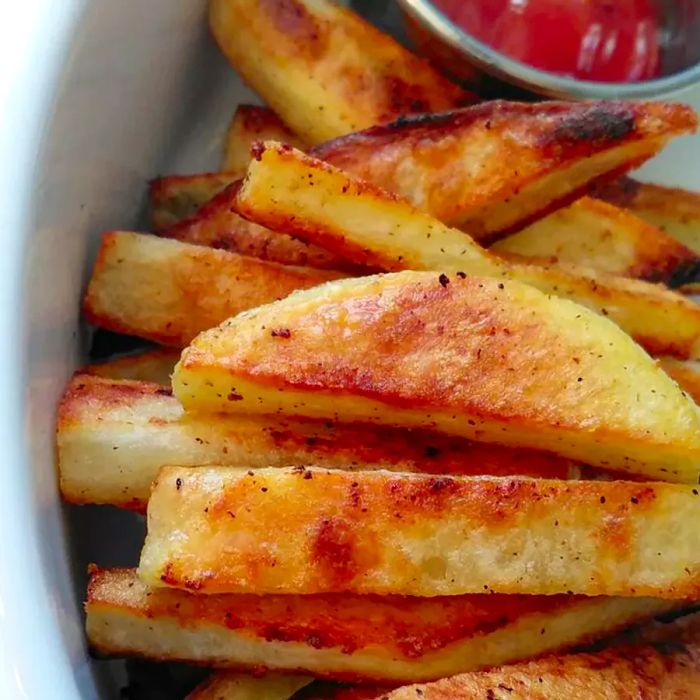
82, 232, 341, 347
208, 0, 469, 144
159, 184, 350, 270
86, 567, 678, 682
139, 466, 700, 597
175, 271, 700, 481
493, 197, 700, 285
82, 348, 180, 385
187, 671, 311, 700
311, 101, 697, 242
150, 173, 236, 231
659, 358, 700, 406
595, 176, 700, 255
371, 612, 700, 700
236, 143, 700, 359
223, 104, 306, 173
58, 375, 580, 510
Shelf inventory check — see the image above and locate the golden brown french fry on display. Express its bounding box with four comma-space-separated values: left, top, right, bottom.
159, 184, 351, 270
493, 197, 700, 285
149, 173, 236, 231
82, 348, 180, 385
223, 104, 306, 173
86, 567, 678, 683
208, 0, 470, 145
57, 375, 581, 510
235, 143, 700, 360
595, 176, 700, 254
187, 671, 312, 700
311, 101, 697, 242
659, 357, 700, 405
175, 272, 700, 482
139, 466, 700, 597
368, 612, 700, 699
82, 231, 341, 347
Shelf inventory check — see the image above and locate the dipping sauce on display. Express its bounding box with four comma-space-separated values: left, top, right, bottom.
433, 0, 660, 82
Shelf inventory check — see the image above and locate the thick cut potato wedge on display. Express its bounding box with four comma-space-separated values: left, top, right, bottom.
159, 183, 350, 270
82, 232, 341, 347
236, 143, 700, 359
208, 0, 469, 145
150, 173, 236, 231
311, 101, 697, 242
493, 197, 700, 284
223, 104, 306, 173
595, 176, 700, 255
86, 567, 678, 683
659, 358, 700, 405
175, 272, 700, 481
187, 672, 312, 700
139, 466, 700, 597
370, 612, 700, 700
58, 375, 580, 510
83, 348, 180, 386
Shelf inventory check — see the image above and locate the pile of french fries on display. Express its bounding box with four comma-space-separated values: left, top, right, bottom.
57, 0, 700, 697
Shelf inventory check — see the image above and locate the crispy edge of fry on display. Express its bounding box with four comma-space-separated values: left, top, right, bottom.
57, 375, 582, 510
82, 231, 341, 347
82, 348, 180, 385
659, 357, 700, 406
223, 104, 307, 173
139, 467, 700, 597
187, 671, 313, 700
86, 567, 680, 683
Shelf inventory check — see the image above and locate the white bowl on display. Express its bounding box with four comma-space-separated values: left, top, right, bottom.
3, 2, 700, 698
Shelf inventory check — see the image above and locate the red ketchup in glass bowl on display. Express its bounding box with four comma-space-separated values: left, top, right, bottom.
432, 0, 660, 82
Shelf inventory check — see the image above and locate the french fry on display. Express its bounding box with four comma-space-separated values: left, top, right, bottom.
595, 176, 700, 255
368, 612, 700, 699
208, 0, 469, 145
82, 348, 180, 385
82, 231, 341, 347
311, 101, 697, 242
86, 567, 679, 683
139, 466, 700, 597
236, 143, 700, 360
150, 173, 236, 231
493, 197, 700, 285
187, 671, 312, 700
159, 184, 351, 271
57, 375, 581, 510
174, 272, 700, 481
223, 105, 306, 173
659, 357, 700, 405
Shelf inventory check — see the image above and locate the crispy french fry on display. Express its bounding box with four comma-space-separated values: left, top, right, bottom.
149, 173, 236, 231
175, 271, 700, 481
139, 466, 700, 597
86, 567, 678, 683
57, 375, 581, 510
187, 671, 312, 700
82, 348, 180, 385
659, 357, 700, 405
223, 104, 306, 173
82, 231, 341, 347
369, 612, 700, 699
236, 143, 700, 360
493, 197, 700, 285
595, 176, 700, 255
311, 101, 697, 242
208, 0, 469, 145
159, 184, 351, 270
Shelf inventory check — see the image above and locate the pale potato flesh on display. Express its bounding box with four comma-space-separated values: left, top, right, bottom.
58, 375, 581, 509
494, 197, 699, 284
139, 466, 700, 597
86, 568, 678, 683
187, 671, 311, 700
236, 143, 700, 359
208, 0, 468, 144
174, 272, 700, 481
82, 231, 341, 347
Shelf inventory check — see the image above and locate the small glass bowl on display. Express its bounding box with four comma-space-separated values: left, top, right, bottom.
396, 0, 700, 99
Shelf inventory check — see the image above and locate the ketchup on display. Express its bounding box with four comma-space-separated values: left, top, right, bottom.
434, 0, 660, 82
